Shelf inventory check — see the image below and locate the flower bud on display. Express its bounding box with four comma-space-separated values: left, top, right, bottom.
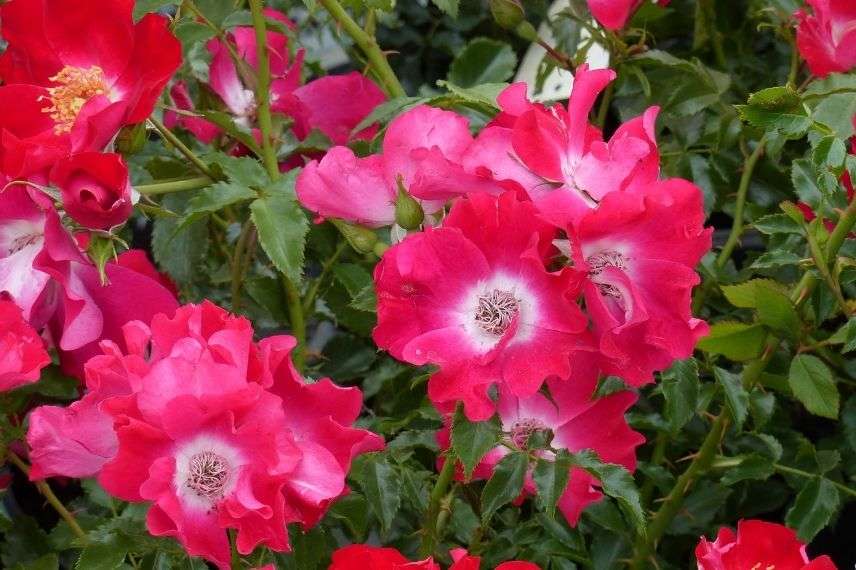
490, 0, 526, 30
51, 152, 133, 231
115, 123, 148, 155
394, 176, 424, 231
330, 219, 379, 254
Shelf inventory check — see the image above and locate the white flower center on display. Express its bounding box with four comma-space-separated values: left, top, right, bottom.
586, 250, 628, 299
173, 435, 243, 511
185, 451, 231, 500
474, 289, 520, 336
509, 417, 547, 449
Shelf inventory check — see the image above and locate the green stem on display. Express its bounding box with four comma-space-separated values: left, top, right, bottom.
317, 0, 406, 98
302, 241, 348, 314
7, 451, 89, 544
248, 0, 281, 181
640, 433, 668, 508
692, 136, 768, 314
136, 176, 213, 195
697, 0, 726, 68
773, 464, 856, 498
717, 136, 767, 268
596, 82, 615, 128
231, 222, 255, 312
420, 404, 462, 558
149, 117, 217, 180
804, 221, 849, 315
629, 414, 727, 569
787, 32, 801, 86
282, 274, 306, 371
630, 192, 856, 568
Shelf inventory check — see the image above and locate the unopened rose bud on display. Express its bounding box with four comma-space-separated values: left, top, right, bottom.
394, 176, 424, 231
490, 0, 525, 30
331, 219, 379, 254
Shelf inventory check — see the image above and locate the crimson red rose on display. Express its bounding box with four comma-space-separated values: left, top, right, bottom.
696, 520, 837, 570
51, 152, 133, 230
0, 0, 180, 149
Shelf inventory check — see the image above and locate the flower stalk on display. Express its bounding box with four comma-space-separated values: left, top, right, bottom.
317, 0, 406, 98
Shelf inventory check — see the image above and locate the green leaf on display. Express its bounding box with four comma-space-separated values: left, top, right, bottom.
251, 171, 309, 285
788, 355, 840, 419
812, 136, 847, 177
749, 250, 802, 270
715, 367, 749, 431
720, 279, 789, 309
201, 111, 263, 156
194, 0, 234, 25
333, 263, 373, 298
571, 450, 645, 534
450, 406, 501, 480
16, 367, 79, 400
448, 38, 517, 88
152, 193, 210, 285
791, 158, 823, 207
754, 286, 800, 336
533, 451, 573, 517
351, 96, 428, 135
752, 213, 802, 235
697, 322, 767, 361
211, 154, 269, 188
785, 478, 840, 542
735, 105, 812, 139
660, 358, 699, 433
180, 182, 256, 228
349, 284, 377, 312
356, 455, 401, 533
435, 80, 506, 112
133, 0, 173, 20
747, 85, 801, 111
720, 454, 775, 486
829, 317, 856, 352
481, 451, 528, 523
14, 554, 59, 570
75, 538, 129, 570
431, 0, 459, 17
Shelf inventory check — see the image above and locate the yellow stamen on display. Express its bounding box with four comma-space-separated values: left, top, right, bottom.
43, 66, 109, 134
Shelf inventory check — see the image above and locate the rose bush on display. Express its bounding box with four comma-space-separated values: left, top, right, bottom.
0, 0, 854, 569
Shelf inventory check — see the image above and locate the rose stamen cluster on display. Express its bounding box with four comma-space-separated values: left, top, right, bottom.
43, 66, 110, 134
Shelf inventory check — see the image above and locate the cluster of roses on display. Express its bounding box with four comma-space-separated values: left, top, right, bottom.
297, 61, 707, 524
0, 0, 851, 569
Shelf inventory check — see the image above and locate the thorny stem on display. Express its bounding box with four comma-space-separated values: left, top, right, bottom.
419, 403, 462, 558
7, 451, 89, 544
717, 136, 767, 269
773, 463, 856, 498
629, 415, 728, 569
282, 273, 306, 371
149, 117, 217, 180
249, 0, 308, 370
302, 240, 348, 314
536, 38, 575, 71
231, 222, 256, 312
317, 0, 406, 98
630, 194, 856, 568
692, 135, 768, 314
136, 176, 213, 195
248, 0, 281, 181
804, 220, 849, 315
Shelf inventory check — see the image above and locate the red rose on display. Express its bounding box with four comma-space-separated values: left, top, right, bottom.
51, 152, 133, 230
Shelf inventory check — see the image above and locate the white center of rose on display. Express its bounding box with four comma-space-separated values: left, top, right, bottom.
474, 289, 520, 336
186, 451, 231, 500
509, 417, 547, 449
173, 435, 243, 511
458, 273, 539, 352
586, 249, 628, 299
